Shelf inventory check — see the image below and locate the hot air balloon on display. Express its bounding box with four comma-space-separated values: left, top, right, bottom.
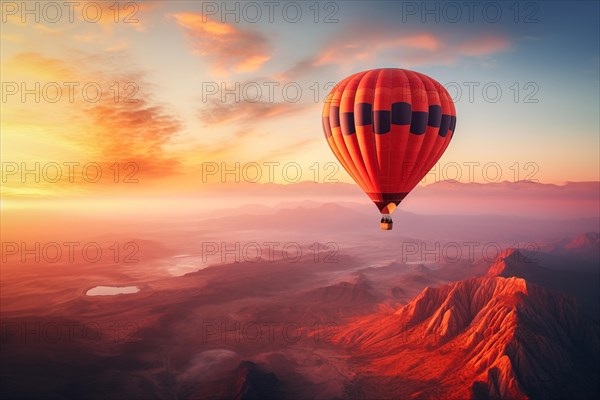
322, 68, 456, 230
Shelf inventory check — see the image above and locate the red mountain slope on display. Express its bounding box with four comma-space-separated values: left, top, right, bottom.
332, 252, 599, 399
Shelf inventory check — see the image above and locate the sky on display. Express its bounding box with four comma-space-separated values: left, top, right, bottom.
1, 0, 599, 202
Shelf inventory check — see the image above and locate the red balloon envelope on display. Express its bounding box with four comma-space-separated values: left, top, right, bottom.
322, 68, 457, 230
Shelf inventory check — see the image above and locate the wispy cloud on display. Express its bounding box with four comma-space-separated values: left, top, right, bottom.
4, 52, 75, 80
258, 137, 321, 162
280, 27, 512, 79
198, 99, 304, 127
3, 51, 184, 183
313, 33, 442, 67
458, 36, 511, 56
172, 12, 271, 76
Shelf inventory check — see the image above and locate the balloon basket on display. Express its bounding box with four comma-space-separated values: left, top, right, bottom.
380, 222, 393, 230
380, 221, 393, 230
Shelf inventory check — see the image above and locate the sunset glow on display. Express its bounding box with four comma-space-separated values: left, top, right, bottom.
2, 1, 598, 204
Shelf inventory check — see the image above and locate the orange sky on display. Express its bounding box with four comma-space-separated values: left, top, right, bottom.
1, 1, 599, 203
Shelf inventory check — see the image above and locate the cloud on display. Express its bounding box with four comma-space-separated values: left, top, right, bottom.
458, 36, 511, 56
3, 52, 75, 80
172, 12, 271, 76
3, 51, 184, 182
191, 89, 317, 169
280, 26, 512, 79
104, 40, 129, 52
84, 96, 183, 177
33, 24, 63, 34
313, 33, 442, 67
0, 33, 22, 43
198, 99, 303, 127
259, 137, 321, 162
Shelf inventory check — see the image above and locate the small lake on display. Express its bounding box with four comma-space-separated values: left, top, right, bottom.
86, 286, 140, 296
